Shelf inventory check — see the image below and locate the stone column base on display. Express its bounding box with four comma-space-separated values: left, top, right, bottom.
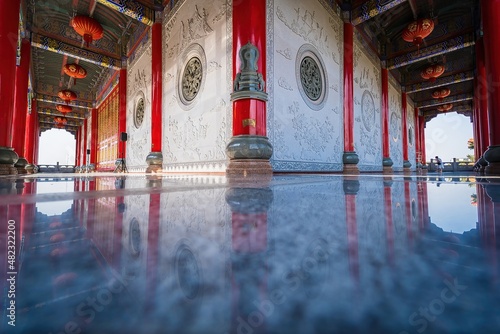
383, 166, 393, 174
485, 162, 500, 176
226, 159, 273, 177
0, 164, 18, 175
146, 152, 163, 173
403, 167, 412, 175
0, 146, 19, 175
342, 151, 359, 174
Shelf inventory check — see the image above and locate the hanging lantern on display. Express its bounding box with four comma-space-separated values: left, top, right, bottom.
431, 88, 451, 100
402, 19, 435, 50
421, 64, 445, 82
54, 116, 68, 125
437, 104, 453, 112
63, 63, 87, 85
71, 15, 104, 47
56, 104, 73, 114
58, 90, 77, 104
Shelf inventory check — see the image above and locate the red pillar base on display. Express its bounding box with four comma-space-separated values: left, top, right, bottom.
0, 147, 19, 175
383, 166, 393, 174
226, 159, 273, 176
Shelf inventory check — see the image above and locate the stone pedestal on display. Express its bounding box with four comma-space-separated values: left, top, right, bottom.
342, 151, 359, 174
484, 145, 500, 175
226, 135, 273, 176
0, 147, 19, 175
146, 152, 163, 173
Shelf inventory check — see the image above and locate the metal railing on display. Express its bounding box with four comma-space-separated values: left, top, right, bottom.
427, 158, 475, 172
37, 163, 75, 173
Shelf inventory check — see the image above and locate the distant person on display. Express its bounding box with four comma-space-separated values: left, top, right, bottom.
435, 156, 443, 174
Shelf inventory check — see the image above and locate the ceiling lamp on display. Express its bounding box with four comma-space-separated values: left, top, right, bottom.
71, 15, 103, 47
58, 90, 77, 104
402, 18, 435, 50
431, 88, 451, 100
437, 104, 453, 112
56, 104, 73, 114
54, 116, 68, 125
63, 63, 87, 85
421, 64, 445, 82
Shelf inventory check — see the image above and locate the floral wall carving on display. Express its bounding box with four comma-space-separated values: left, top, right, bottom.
270, 0, 344, 171
389, 83, 403, 170
162, 0, 230, 172
127, 43, 152, 171
353, 39, 382, 171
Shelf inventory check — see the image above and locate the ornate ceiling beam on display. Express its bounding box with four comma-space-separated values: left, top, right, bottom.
96, 0, 154, 26
31, 34, 121, 70
39, 120, 82, 128
352, 0, 407, 25
417, 93, 474, 108
36, 94, 93, 109
38, 108, 87, 120
387, 34, 475, 69
405, 71, 474, 93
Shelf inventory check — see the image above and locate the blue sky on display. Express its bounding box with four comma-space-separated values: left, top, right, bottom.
424, 113, 474, 162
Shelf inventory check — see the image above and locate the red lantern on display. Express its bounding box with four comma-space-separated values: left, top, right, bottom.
431, 88, 451, 100
63, 63, 87, 85
402, 19, 435, 49
56, 104, 73, 114
71, 15, 104, 47
58, 90, 77, 104
437, 104, 453, 112
54, 116, 68, 125
421, 64, 445, 82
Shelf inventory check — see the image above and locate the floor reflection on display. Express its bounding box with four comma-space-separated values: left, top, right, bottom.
0, 174, 499, 333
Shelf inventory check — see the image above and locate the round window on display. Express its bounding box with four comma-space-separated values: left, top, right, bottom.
134, 97, 144, 129
296, 44, 328, 110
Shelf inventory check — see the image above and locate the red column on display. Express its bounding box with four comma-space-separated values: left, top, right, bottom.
344, 22, 354, 153
118, 68, 127, 160
414, 108, 421, 166
419, 117, 426, 165
404, 182, 414, 247
476, 37, 489, 156
345, 193, 359, 284
11, 38, 31, 160
75, 128, 81, 166
90, 108, 98, 167
381, 68, 392, 170
83, 119, 88, 165
151, 20, 162, 153
481, 0, 500, 173
33, 119, 39, 165
401, 93, 410, 165
24, 98, 37, 164
342, 23, 359, 172
232, 0, 267, 137
0, 0, 21, 148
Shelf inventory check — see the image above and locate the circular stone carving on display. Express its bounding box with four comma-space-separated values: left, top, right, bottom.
177, 44, 206, 110
129, 218, 141, 257
181, 57, 202, 102
296, 44, 328, 110
408, 126, 414, 146
134, 97, 145, 128
390, 112, 400, 142
361, 90, 376, 131
300, 56, 322, 101
175, 244, 200, 300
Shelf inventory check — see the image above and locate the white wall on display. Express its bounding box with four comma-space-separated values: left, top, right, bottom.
126, 38, 152, 172
389, 82, 403, 171
269, 0, 344, 171
353, 34, 382, 171
162, 0, 231, 173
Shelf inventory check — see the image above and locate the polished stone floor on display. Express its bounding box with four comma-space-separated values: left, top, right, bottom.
0, 172, 499, 334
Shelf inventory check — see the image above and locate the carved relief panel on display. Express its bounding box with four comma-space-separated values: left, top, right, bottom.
126, 43, 152, 171
162, 0, 230, 172
407, 100, 416, 170
353, 40, 382, 171
270, 0, 344, 171
389, 84, 403, 170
